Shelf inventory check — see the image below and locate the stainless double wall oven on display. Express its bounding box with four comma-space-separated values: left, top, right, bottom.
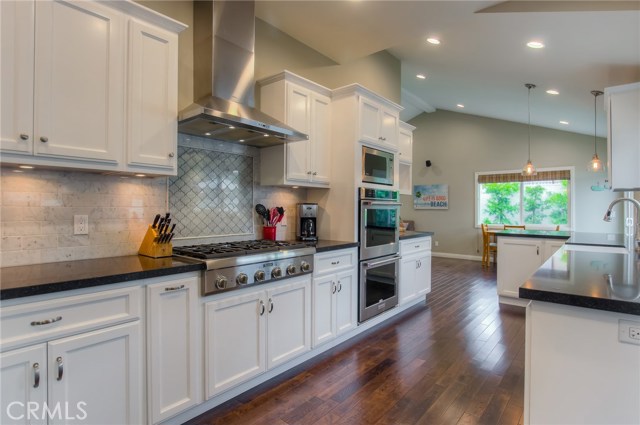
358, 187, 401, 322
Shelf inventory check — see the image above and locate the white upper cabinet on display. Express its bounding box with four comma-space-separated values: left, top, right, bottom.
356, 91, 400, 152
605, 82, 640, 191
0, 0, 186, 175
258, 71, 332, 187
126, 19, 179, 172
398, 121, 415, 163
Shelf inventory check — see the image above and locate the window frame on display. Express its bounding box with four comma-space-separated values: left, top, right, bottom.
474, 166, 575, 230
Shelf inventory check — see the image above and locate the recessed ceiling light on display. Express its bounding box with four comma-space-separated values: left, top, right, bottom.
18, 165, 34, 169
204, 132, 211, 136
559, 121, 569, 125
134, 173, 146, 177
416, 74, 427, 80
228, 126, 235, 129
426, 38, 441, 45
239, 139, 245, 143
546, 89, 559, 95
456, 104, 465, 108
527, 41, 545, 49
263, 134, 269, 137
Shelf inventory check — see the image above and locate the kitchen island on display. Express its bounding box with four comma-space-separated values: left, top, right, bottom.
519, 246, 640, 424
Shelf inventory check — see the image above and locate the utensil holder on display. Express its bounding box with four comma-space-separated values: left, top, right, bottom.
138, 225, 173, 258
263, 226, 276, 241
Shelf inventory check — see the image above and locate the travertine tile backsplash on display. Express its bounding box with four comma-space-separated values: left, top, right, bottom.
1, 135, 307, 267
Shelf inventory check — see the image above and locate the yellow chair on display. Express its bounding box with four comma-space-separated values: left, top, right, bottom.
504, 225, 525, 229
481, 224, 498, 267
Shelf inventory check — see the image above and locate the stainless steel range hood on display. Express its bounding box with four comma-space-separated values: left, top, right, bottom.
178, 1, 308, 147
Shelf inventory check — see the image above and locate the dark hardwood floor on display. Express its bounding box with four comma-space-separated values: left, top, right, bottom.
186, 258, 526, 425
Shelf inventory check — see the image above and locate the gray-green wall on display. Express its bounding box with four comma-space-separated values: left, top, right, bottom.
402, 110, 620, 257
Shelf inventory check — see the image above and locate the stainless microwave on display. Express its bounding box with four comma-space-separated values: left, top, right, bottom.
362, 146, 394, 186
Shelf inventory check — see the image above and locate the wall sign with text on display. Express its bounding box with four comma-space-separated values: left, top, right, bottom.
413, 184, 449, 209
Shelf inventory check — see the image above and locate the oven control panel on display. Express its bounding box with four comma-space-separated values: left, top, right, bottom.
203, 254, 314, 295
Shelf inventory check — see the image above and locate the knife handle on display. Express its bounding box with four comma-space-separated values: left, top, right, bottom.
152, 214, 161, 229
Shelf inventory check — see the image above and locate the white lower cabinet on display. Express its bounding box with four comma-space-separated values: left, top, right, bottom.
399, 237, 432, 305
0, 286, 144, 425
147, 276, 201, 424
312, 248, 358, 347
1, 322, 142, 425
497, 237, 566, 299
205, 276, 311, 399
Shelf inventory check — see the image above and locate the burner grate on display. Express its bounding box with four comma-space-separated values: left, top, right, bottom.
173, 240, 311, 260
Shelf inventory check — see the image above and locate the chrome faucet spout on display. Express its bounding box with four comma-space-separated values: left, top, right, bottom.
603, 197, 640, 251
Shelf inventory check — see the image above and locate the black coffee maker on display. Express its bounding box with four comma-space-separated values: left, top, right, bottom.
297, 203, 318, 241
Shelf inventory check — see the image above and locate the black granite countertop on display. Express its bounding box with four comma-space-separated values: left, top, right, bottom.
0, 256, 204, 301
519, 247, 640, 316
494, 229, 572, 239
313, 240, 359, 253
566, 232, 627, 248
400, 231, 435, 240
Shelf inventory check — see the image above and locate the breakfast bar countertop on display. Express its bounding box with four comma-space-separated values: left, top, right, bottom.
519, 247, 640, 316
493, 229, 572, 239
0, 255, 204, 301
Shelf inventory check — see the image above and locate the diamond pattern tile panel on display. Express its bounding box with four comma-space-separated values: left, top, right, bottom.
169, 146, 253, 238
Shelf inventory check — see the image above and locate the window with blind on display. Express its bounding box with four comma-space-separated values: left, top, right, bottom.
475, 168, 572, 227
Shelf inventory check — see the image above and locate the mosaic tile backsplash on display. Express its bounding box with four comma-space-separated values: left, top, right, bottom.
169, 146, 254, 239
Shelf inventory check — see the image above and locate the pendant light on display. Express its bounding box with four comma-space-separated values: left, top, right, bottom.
522, 83, 537, 176
588, 90, 604, 173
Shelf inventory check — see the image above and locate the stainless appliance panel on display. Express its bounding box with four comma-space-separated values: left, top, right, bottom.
359, 254, 400, 322
359, 200, 400, 260
362, 146, 394, 186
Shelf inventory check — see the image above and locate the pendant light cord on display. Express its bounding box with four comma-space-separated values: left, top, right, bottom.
528, 86, 531, 161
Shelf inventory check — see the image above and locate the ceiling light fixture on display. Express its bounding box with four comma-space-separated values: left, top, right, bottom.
559, 120, 569, 125
546, 89, 559, 95
588, 90, 604, 173
456, 104, 464, 108
416, 74, 427, 80
426, 38, 440, 45
18, 165, 34, 169
522, 83, 537, 176
527, 41, 544, 49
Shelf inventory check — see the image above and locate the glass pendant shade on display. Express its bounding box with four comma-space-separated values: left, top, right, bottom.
588, 90, 604, 173
522, 83, 537, 176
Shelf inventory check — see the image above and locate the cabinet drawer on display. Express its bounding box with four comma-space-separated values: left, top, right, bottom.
315, 249, 356, 274
400, 237, 432, 256
0, 286, 142, 351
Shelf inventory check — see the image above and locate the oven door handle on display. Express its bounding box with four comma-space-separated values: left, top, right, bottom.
362, 255, 401, 268
362, 201, 402, 207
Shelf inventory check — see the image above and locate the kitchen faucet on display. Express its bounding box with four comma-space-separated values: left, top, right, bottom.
603, 197, 640, 252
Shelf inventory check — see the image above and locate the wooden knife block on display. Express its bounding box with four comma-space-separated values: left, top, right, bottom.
138, 225, 173, 258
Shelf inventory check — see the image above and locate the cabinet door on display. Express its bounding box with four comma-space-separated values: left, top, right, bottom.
399, 256, 417, 305
266, 278, 311, 369
415, 254, 432, 297
312, 274, 336, 347
379, 107, 399, 150
205, 290, 266, 398
497, 238, 541, 298
48, 321, 143, 425
1, 344, 47, 425
542, 240, 565, 263
359, 97, 381, 145
0, 0, 34, 154
286, 84, 312, 182
310, 93, 331, 184
127, 19, 178, 171
335, 269, 357, 335
398, 127, 413, 162
607, 85, 640, 190
34, 0, 124, 163
147, 278, 200, 423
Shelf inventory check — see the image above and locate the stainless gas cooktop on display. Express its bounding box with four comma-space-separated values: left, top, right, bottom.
173, 240, 315, 295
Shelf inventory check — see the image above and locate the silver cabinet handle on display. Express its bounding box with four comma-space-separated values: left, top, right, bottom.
40, 136, 48, 143
307, 171, 312, 175
331, 260, 340, 265
168, 152, 175, 158
312, 172, 317, 175
20, 134, 29, 140
338, 281, 342, 292
33, 363, 40, 388
56, 357, 63, 381
332, 282, 337, 294
268, 298, 274, 313
537, 246, 539, 255
31, 316, 62, 326
164, 284, 185, 292
259, 300, 265, 316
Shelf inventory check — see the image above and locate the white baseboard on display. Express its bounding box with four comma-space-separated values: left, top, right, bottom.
432, 252, 483, 262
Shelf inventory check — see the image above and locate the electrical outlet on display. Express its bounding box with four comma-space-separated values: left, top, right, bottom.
434, 241, 439, 247
74, 215, 89, 235
619, 320, 640, 346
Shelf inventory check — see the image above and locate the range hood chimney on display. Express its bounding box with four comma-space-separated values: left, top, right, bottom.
178, 1, 308, 147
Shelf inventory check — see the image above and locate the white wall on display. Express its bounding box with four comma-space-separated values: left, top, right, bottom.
401, 110, 620, 257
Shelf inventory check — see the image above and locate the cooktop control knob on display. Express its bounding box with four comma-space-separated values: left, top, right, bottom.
254, 270, 265, 282
215, 276, 228, 290
286, 265, 297, 275
236, 273, 248, 285
271, 267, 282, 279
300, 261, 311, 272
